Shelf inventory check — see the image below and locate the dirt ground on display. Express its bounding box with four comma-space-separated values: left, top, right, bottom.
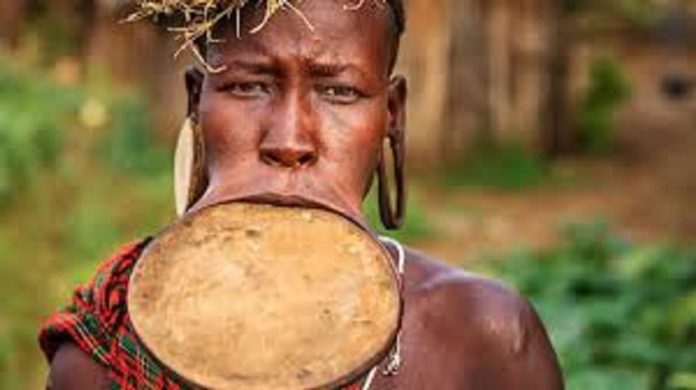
416, 79, 696, 265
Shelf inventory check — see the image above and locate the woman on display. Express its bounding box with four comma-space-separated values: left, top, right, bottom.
41, 1, 563, 388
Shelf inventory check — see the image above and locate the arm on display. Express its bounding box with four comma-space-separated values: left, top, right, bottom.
453, 278, 564, 389
47, 343, 108, 390
474, 296, 564, 389
411, 272, 564, 390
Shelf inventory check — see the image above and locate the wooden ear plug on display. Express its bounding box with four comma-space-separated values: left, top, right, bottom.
173, 117, 207, 216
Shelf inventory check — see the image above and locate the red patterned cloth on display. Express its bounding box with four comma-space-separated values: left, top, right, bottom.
39, 240, 363, 390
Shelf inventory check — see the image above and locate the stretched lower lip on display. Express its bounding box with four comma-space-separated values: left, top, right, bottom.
187, 182, 368, 230
235, 193, 330, 211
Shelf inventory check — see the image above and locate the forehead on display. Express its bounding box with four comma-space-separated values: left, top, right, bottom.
206, 1, 394, 76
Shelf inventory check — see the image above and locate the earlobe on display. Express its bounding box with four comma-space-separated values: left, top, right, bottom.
377, 75, 408, 230
175, 67, 208, 217
387, 75, 407, 137
185, 67, 205, 120
174, 118, 208, 217
389, 75, 407, 99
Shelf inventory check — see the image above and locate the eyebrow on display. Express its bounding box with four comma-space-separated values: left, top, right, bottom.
307, 62, 370, 80
215, 54, 374, 82
222, 59, 279, 76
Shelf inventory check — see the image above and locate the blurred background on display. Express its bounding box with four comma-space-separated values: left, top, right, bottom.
0, 0, 695, 388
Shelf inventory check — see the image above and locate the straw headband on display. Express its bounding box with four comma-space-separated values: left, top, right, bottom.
126, 0, 396, 71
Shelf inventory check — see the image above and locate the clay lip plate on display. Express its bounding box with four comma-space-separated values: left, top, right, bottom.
127, 202, 401, 390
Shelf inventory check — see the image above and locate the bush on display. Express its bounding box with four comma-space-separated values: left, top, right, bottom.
101, 95, 169, 177
0, 59, 173, 388
440, 143, 549, 190
0, 59, 81, 203
577, 56, 631, 154
485, 221, 696, 390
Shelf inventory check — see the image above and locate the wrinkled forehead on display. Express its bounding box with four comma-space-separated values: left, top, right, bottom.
205, 0, 395, 77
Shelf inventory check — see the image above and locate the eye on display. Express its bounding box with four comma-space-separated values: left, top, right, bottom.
220, 82, 270, 98
318, 84, 364, 104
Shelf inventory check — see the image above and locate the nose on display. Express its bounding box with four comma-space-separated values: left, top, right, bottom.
259, 92, 318, 168
261, 144, 317, 167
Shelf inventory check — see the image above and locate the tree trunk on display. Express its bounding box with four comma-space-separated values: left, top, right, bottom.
487, 0, 513, 141
443, 0, 488, 158
542, 2, 575, 157
397, 0, 451, 167
0, 0, 26, 49
509, 0, 548, 150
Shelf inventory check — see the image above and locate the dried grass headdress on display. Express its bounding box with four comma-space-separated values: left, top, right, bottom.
126, 0, 384, 72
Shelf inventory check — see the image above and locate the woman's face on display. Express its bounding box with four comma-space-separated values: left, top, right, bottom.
186, 0, 406, 223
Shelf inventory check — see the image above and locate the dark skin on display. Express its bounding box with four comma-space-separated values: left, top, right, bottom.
48, 1, 564, 389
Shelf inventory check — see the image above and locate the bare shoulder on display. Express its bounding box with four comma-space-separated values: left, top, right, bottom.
403, 247, 534, 334
399, 247, 564, 389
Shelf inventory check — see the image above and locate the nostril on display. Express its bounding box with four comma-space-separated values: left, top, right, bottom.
261, 150, 283, 167
297, 152, 316, 166
260, 148, 316, 168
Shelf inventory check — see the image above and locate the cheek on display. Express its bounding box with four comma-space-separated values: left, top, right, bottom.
199, 94, 261, 166
319, 102, 387, 169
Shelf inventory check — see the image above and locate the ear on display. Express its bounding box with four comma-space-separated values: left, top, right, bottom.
185, 67, 205, 120
387, 75, 407, 138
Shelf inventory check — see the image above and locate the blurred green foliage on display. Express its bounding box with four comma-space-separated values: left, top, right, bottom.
565, 0, 664, 26
577, 56, 631, 154
0, 57, 173, 388
440, 143, 549, 190
102, 96, 170, 177
484, 221, 696, 390
0, 59, 80, 203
